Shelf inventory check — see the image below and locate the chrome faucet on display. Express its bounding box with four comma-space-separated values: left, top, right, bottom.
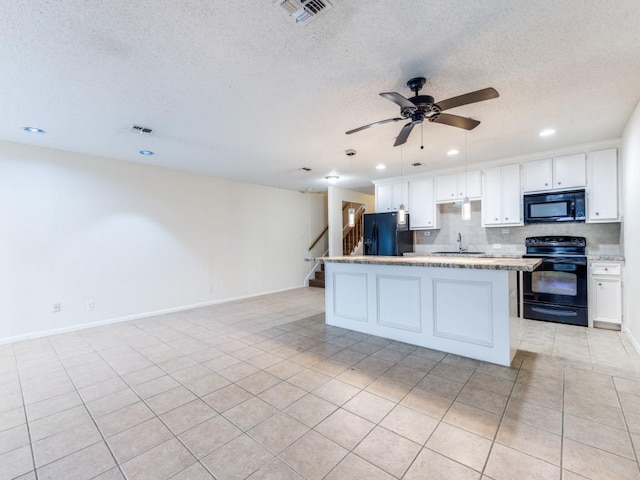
457, 232, 464, 252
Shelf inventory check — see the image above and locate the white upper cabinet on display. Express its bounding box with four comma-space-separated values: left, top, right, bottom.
553, 154, 587, 189
482, 164, 523, 227
587, 148, 619, 222
375, 181, 409, 212
522, 154, 586, 192
408, 177, 440, 230
434, 170, 481, 202
522, 158, 553, 192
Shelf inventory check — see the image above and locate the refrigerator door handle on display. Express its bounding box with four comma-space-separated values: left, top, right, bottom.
373, 223, 378, 256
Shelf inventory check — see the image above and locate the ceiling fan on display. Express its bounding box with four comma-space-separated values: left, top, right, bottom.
346, 77, 499, 146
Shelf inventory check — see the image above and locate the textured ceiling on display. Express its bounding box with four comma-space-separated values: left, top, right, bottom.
2, 1, 640, 193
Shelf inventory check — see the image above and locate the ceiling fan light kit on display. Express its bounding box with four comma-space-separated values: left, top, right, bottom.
346, 77, 499, 147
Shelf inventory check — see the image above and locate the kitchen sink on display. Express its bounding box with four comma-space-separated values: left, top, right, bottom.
431, 251, 486, 255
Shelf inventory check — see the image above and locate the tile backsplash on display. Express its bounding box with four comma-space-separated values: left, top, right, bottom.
413, 201, 621, 255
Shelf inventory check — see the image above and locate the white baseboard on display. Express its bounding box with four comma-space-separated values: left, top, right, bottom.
0, 284, 304, 346
622, 324, 640, 356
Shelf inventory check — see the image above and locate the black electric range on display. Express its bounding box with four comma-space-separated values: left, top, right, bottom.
522, 236, 588, 326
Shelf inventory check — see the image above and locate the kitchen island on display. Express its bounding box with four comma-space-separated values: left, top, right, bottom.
322, 255, 541, 366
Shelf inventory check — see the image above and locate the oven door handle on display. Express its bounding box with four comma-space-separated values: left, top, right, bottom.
541, 258, 587, 266
531, 306, 578, 317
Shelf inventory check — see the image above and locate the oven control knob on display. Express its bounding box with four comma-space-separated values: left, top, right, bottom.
571, 238, 578, 244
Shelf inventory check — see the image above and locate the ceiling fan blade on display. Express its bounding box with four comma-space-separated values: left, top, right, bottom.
435, 87, 499, 112
346, 117, 404, 135
430, 113, 480, 130
394, 122, 417, 146
380, 92, 416, 111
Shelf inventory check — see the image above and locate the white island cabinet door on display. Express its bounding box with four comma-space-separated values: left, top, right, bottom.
587, 148, 618, 222
553, 153, 586, 189
523, 158, 552, 192
409, 177, 439, 229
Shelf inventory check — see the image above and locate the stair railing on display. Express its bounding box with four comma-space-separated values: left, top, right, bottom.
342, 203, 365, 255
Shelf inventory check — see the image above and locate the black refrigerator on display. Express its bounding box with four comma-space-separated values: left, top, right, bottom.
363, 212, 414, 256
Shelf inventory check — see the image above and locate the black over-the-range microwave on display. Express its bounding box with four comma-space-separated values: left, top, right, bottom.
523, 189, 586, 224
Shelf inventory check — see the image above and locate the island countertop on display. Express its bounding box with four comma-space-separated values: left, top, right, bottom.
320, 255, 542, 272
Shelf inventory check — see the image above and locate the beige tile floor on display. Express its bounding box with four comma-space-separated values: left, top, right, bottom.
2, 287, 640, 479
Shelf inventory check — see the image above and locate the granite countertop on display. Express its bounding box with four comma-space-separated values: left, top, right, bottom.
405, 252, 625, 262
321, 255, 542, 272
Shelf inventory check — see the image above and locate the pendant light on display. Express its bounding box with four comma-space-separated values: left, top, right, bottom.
348, 203, 355, 227
461, 132, 471, 221
347, 149, 356, 228
397, 145, 407, 225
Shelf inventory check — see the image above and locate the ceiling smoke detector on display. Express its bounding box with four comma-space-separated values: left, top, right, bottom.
345, 149, 356, 156
275, 0, 332, 25
299, 167, 312, 171
411, 162, 424, 167
129, 125, 154, 135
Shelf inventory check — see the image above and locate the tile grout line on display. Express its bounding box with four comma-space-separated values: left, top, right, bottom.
43, 335, 129, 480
13, 342, 40, 480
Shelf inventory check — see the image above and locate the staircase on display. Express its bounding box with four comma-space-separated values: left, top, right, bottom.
306, 202, 364, 290
343, 204, 364, 256
308, 263, 325, 288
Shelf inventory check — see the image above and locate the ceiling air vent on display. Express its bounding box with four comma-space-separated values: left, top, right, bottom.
129, 125, 154, 135
276, 0, 332, 25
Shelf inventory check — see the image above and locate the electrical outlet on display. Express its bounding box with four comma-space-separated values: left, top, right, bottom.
501, 228, 510, 234
493, 244, 502, 249
423, 231, 431, 237
53, 303, 61, 313
86, 301, 94, 311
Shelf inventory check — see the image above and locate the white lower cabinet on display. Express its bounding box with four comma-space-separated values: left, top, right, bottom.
408, 177, 440, 229
590, 261, 623, 329
482, 164, 522, 226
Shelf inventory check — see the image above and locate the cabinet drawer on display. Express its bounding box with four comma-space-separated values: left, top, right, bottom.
591, 262, 621, 275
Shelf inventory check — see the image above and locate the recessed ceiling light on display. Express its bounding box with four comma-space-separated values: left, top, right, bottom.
325, 175, 339, 184
447, 149, 459, 156
23, 126, 45, 134
539, 129, 556, 137
376, 164, 386, 170
139, 150, 155, 156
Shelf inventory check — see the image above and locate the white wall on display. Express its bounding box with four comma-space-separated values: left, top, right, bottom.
0, 141, 318, 342
621, 100, 640, 345
327, 187, 375, 256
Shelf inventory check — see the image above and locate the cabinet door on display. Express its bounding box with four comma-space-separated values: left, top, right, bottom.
553, 153, 586, 189
459, 170, 482, 199
482, 166, 503, 225
501, 164, 522, 224
408, 177, 438, 229
393, 181, 410, 211
587, 149, 618, 222
592, 277, 622, 324
435, 174, 458, 202
523, 159, 553, 192
376, 184, 393, 212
